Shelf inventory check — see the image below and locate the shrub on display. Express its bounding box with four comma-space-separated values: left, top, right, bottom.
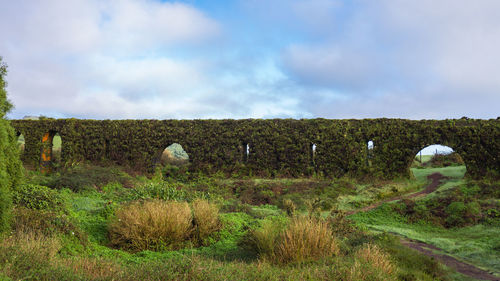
244, 218, 285, 259
129, 182, 187, 202
108, 200, 193, 251
282, 199, 296, 216
0, 56, 23, 234
48, 164, 133, 192
355, 243, 395, 275
12, 184, 64, 211
12, 207, 87, 243
274, 216, 340, 264
246, 215, 339, 264
192, 199, 220, 245
445, 201, 466, 227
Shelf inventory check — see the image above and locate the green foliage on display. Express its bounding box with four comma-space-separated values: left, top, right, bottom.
12, 207, 87, 243
12, 184, 64, 211
0, 57, 23, 234
48, 164, 133, 192
427, 152, 464, 167
10, 118, 500, 180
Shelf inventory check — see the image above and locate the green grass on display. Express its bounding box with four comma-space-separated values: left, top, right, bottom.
350, 205, 500, 276
3, 164, 495, 280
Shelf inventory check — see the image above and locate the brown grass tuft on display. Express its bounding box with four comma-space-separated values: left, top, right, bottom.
108, 200, 193, 251
274, 216, 340, 264
192, 199, 220, 244
355, 243, 395, 275
347, 243, 396, 280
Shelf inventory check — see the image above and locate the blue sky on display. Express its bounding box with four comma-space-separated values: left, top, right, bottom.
1, 0, 499, 120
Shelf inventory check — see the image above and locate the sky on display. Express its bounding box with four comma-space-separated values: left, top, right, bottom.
1, 0, 499, 120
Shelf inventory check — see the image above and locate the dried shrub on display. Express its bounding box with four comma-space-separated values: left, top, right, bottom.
108, 200, 193, 251
192, 199, 220, 245
12, 207, 86, 243
355, 243, 395, 275
274, 216, 340, 264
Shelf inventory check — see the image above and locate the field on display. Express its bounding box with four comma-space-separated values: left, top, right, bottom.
1, 153, 499, 280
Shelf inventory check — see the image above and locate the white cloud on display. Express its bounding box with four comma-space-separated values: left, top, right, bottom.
279, 0, 500, 118
0, 0, 224, 118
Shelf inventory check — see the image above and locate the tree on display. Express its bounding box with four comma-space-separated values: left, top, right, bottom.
0, 56, 23, 234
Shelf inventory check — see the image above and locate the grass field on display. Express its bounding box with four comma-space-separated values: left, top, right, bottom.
350, 166, 500, 277
1, 162, 497, 280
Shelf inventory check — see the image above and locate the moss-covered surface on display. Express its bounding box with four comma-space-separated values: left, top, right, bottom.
11, 118, 500, 179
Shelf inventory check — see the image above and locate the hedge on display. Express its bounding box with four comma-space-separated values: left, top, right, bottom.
11, 118, 500, 179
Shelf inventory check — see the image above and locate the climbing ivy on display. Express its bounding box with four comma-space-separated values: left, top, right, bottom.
11, 117, 500, 179
0, 57, 23, 234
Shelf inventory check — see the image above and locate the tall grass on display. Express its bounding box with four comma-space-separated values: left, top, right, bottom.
275, 216, 340, 264
192, 199, 220, 245
109, 200, 193, 251
247, 216, 340, 264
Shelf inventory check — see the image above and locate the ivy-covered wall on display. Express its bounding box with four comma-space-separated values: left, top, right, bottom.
10, 118, 500, 179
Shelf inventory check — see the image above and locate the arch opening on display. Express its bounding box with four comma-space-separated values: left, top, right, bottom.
241, 143, 251, 163
17, 132, 25, 154
41, 131, 62, 173
159, 143, 189, 167
367, 140, 374, 167
52, 133, 62, 165
310, 143, 317, 166
411, 144, 466, 180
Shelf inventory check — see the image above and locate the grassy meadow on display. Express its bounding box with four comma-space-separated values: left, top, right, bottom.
0, 151, 498, 280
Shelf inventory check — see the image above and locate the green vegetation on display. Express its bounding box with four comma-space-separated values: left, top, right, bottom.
0, 57, 23, 234
11, 117, 500, 179
350, 166, 500, 277
2, 163, 475, 280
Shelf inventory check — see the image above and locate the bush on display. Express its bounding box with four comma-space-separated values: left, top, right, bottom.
445, 201, 466, 227
48, 164, 133, 192
12, 207, 86, 243
129, 182, 187, 202
12, 184, 64, 211
192, 199, 220, 245
427, 152, 464, 167
108, 200, 194, 251
244, 218, 285, 259
0, 56, 23, 234
246, 216, 340, 264
274, 216, 340, 264
355, 243, 395, 275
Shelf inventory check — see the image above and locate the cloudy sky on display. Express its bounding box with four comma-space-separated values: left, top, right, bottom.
1, 0, 499, 120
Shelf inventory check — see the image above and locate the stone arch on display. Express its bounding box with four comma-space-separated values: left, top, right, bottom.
155, 142, 190, 168
40, 130, 62, 173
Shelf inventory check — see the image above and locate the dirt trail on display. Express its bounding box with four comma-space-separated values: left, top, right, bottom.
401, 239, 499, 280
347, 172, 445, 216
347, 172, 500, 280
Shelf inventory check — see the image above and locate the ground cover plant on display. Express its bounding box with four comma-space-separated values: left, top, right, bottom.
0, 156, 497, 280
349, 166, 500, 277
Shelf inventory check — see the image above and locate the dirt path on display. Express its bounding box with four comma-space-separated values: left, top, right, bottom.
347, 172, 446, 216
347, 172, 500, 280
401, 239, 499, 281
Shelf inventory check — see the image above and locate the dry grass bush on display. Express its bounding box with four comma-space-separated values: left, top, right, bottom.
1, 231, 62, 261
63, 257, 123, 280
0, 231, 124, 280
109, 200, 193, 251
347, 243, 396, 280
12, 207, 87, 243
192, 199, 220, 245
274, 216, 340, 264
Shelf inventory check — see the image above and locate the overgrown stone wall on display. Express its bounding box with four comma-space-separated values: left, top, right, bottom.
11, 118, 500, 179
